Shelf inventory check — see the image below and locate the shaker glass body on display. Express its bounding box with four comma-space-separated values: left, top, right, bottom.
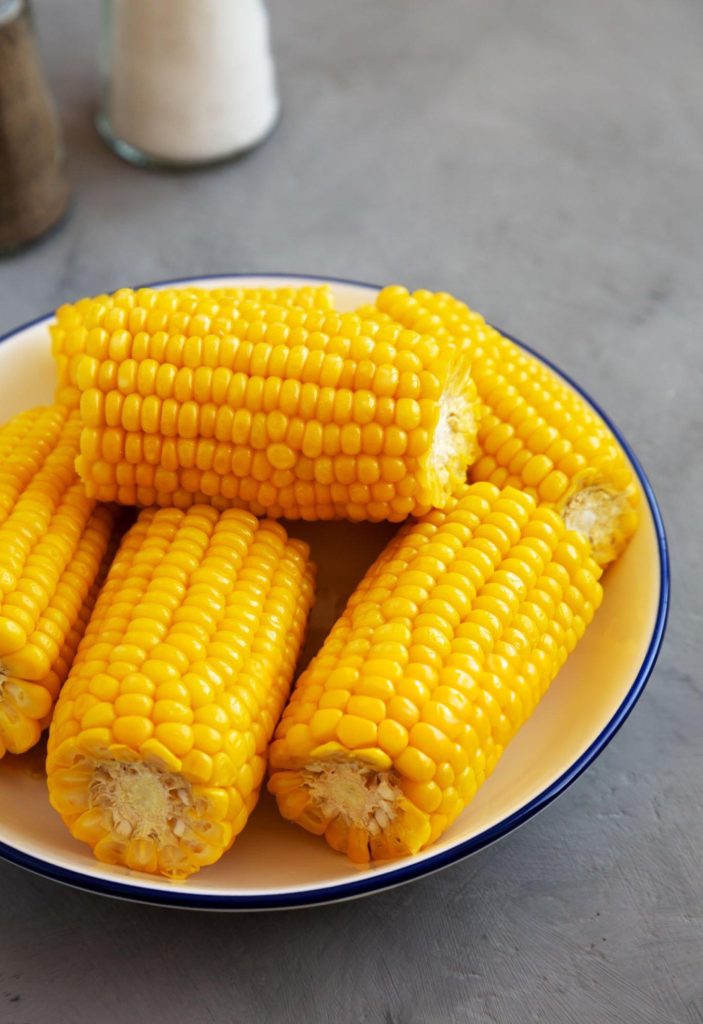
97, 0, 280, 168
0, 0, 69, 252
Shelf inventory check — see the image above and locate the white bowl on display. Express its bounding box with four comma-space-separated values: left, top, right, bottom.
0, 274, 669, 909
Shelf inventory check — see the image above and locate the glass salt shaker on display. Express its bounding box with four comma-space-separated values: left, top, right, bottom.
97, 0, 280, 169
0, 0, 70, 252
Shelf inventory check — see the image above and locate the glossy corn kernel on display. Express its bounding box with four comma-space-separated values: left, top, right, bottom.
359, 287, 638, 566
0, 406, 117, 759
51, 284, 335, 410
268, 482, 603, 864
47, 504, 315, 879
69, 293, 480, 521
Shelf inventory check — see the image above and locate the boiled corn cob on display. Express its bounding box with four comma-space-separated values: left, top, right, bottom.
70, 296, 480, 521
0, 528, 118, 759
0, 406, 117, 759
268, 482, 602, 864
47, 504, 315, 879
51, 284, 335, 410
358, 286, 638, 566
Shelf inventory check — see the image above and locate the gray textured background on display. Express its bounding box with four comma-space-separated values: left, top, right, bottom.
1, 1, 701, 1022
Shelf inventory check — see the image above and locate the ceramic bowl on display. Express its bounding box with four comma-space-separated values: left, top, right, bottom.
0, 275, 669, 909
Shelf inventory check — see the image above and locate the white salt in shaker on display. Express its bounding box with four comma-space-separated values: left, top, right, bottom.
97, 0, 279, 168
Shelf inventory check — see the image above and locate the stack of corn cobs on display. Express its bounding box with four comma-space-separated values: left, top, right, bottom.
0, 283, 639, 878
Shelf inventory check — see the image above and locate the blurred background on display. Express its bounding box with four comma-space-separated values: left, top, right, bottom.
1, 2, 701, 1023
4, 1, 700, 365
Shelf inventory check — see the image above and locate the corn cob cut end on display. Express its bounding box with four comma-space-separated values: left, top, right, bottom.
421, 348, 480, 507
269, 756, 430, 864
561, 478, 638, 568
48, 748, 230, 879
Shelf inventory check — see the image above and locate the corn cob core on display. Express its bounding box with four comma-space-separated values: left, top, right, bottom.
358, 286, 638, 566
70, 293, 480, 521
51, 284, 336, 410
268, 482, 603, 864
47, 504, 315, 879
0, 406, 116, 759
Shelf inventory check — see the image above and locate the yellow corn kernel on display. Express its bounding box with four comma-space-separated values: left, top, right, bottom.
47, 504, 315, 880
268, 482, 602, 864
336, 714, 378, 749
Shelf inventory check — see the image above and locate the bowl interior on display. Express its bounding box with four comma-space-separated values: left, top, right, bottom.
0, 276, 664, 905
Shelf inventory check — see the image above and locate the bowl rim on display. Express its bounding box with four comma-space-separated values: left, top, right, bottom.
0, 272, 670, 910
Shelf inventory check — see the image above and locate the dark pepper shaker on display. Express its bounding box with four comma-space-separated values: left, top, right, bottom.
0, 0, 69, 253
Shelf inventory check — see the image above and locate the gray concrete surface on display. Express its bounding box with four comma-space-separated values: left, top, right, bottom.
1, 1, 701, 1021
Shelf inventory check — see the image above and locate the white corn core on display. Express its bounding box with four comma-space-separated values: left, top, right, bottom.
301, 760, 402, 835
430, 391, 477, 488
563, 485, 628, 563
89, 761, 195, 845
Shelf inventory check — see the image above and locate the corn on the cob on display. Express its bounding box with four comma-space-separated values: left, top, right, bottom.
51, 284, 336, 410
70, 296, 480, 521
358, 286, 638, 566
268, 482, 602, 864
47, 504, 315, 879
0, 406, 117, 759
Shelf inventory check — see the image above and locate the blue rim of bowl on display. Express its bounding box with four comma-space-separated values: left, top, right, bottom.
0, 273, 670, 910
